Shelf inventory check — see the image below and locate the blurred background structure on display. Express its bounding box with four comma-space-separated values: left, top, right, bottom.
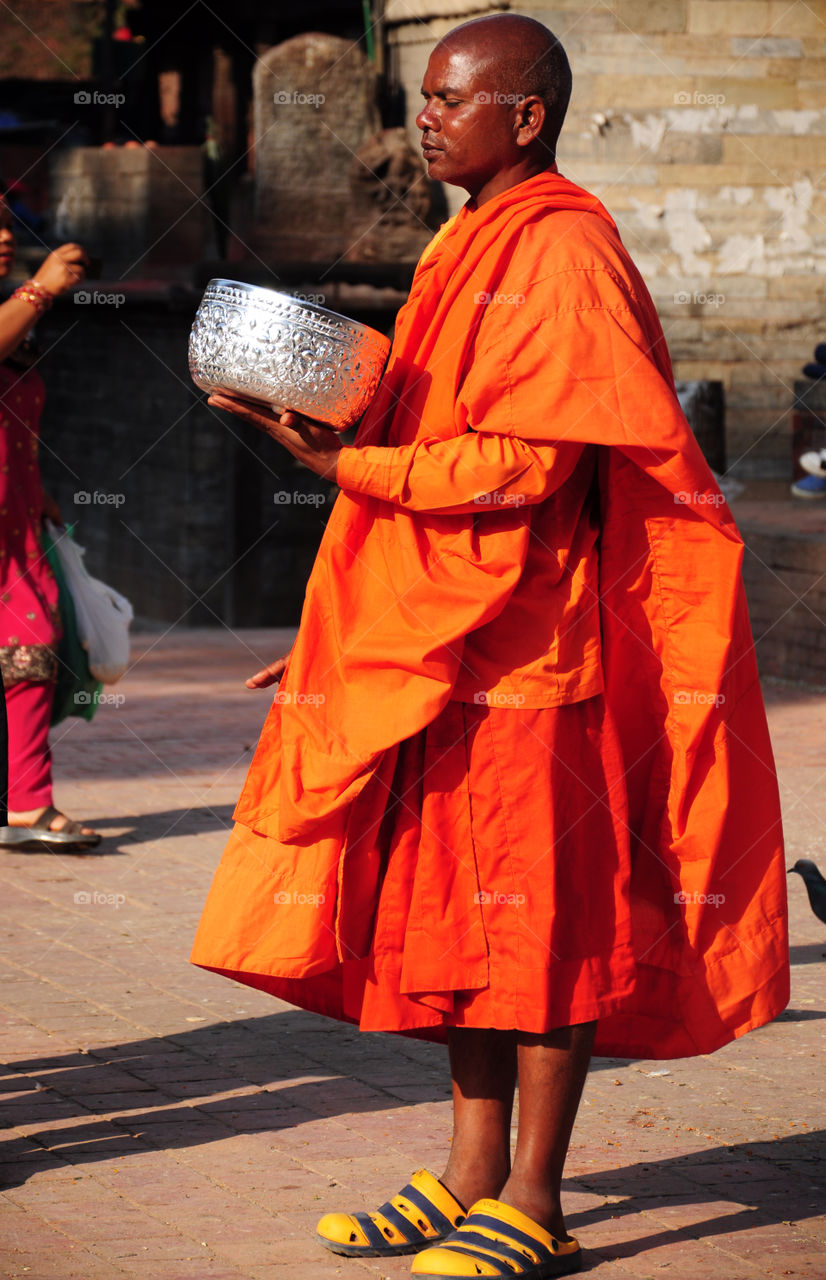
1, 1, 825, 680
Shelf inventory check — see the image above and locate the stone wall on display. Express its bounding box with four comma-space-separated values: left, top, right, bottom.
385, 0, 826, 478
50, 147, 207, 275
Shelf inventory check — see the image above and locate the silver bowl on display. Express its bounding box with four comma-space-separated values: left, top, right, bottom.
188, 279, 390, 431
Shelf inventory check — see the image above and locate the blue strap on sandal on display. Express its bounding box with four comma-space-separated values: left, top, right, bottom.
316, 1167, 467, 1258
411, 1197, 582, 1277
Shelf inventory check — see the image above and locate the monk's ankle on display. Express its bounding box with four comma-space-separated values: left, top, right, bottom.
496, 1176, 568, 1241
439, 1160, 509, 1213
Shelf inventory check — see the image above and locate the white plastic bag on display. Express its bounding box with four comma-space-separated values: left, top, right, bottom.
45, 520, 134, 684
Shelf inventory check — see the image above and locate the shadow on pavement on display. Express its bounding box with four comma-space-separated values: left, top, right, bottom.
3, 804, 239, 858
789, 941, 826, 966
2, 1010, 632, 1192
774, 1006, 826, 1021
90, 804, 237, 841
565, 1129, 824, 1256
3, 1011, 821, 1256
0, 1010, 449, 1190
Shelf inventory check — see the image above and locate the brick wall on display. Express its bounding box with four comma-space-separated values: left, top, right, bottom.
385, 0, 826, 478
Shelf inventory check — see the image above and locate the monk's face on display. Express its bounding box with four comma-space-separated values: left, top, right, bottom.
416, 41, 528, 200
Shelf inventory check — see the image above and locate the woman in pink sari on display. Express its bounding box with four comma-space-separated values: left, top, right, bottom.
0, 189, 100, 851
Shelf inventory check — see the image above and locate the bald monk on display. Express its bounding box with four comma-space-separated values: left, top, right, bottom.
191, 14, 788, 1278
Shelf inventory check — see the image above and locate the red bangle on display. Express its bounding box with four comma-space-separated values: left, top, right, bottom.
11, 279, 54, 314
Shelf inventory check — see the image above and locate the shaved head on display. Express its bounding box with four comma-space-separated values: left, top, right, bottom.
436, 14, 571, 151
417, 14, 572, 203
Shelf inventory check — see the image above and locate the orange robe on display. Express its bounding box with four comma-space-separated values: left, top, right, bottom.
191, 169, 789, 1059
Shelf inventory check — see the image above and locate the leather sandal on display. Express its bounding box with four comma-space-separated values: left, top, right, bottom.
0, 806, 101, 852
316, 1167, 466, 1258
411, 1198, 582, 1277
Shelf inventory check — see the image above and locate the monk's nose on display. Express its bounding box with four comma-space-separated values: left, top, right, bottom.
416, 102, 439, 133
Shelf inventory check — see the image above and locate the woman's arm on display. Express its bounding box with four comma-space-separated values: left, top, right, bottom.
0, 243, 88, 363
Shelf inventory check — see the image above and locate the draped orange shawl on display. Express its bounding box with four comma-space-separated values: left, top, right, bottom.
192, 171, 788, 1058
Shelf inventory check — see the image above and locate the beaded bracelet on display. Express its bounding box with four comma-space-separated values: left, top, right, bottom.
11, 279, 54, 315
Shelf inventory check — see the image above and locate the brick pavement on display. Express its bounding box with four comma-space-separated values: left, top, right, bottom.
0, 628, 824, 1279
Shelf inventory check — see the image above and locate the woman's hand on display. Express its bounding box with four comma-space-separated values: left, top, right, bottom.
33, 243, 88, 298
246, 654, 290, 690
208, 393, 343, 481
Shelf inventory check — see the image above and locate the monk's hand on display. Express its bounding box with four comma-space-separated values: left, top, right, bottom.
246, 653, 290, 690
208, 392, 342, 481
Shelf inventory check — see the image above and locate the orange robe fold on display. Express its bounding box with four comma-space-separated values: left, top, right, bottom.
192, 169, 788, 1058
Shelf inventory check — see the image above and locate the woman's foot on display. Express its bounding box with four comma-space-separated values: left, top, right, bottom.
2, 806, 102, 850
7, 806, 98, 838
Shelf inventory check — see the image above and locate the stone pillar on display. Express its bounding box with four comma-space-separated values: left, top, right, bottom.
251, 33, 383, 264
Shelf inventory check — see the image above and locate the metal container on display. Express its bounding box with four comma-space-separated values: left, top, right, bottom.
188, 279, 390, 430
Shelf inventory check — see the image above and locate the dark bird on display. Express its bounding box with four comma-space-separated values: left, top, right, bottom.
787, 859, 826, 925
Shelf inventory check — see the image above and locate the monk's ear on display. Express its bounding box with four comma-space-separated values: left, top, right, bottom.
513, 94, 546, 147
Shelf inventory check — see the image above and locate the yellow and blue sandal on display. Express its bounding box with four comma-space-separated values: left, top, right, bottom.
316, 1167, 467, 1258
410, 1198, 582, 1277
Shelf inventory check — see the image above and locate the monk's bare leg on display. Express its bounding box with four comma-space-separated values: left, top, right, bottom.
440, 1028, 516, 1209
499, 1021, 597, 1240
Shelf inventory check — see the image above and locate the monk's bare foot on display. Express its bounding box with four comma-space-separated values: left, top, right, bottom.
495, 1173, 570, 1242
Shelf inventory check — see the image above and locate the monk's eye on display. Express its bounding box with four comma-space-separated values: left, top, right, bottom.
445, 99, 461, 108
